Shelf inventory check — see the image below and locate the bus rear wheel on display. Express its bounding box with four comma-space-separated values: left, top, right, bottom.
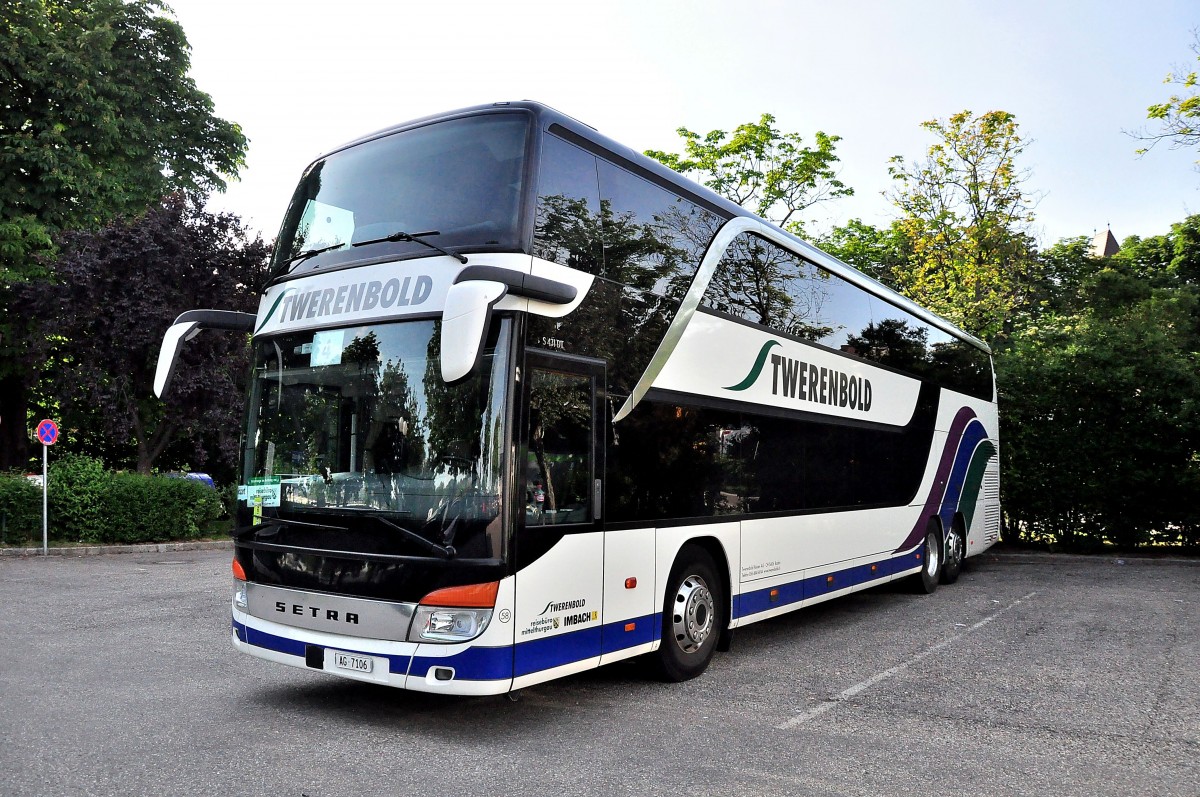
941, 518, 965, 585
654, 547, 722, 682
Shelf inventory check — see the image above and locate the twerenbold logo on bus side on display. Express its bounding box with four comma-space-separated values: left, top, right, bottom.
725, 340, 874, 412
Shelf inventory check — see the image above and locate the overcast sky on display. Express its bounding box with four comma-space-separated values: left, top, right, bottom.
167, 0, 1199, 248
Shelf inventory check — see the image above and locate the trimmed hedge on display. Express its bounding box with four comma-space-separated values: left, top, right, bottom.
0, 476, 41, 544
0, 456, 223, 546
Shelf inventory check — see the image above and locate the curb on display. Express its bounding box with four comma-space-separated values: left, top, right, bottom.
980, 547, 1200, 567
0, 539, 233, 558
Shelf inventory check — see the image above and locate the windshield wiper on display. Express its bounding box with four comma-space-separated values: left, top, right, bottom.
234, 517, 349, 540
286, 241, 347, 266
370, 515, 457, 559
351, 229, 467, 264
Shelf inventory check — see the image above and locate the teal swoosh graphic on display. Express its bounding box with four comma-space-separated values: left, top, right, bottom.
958, 439, 997, 532
254, 288, 297, 334
724, 340, 781, 391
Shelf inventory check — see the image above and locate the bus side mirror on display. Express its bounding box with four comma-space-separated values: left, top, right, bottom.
440, 266, 580, 383
440, 280, 508, 383
154, 310, 256, 398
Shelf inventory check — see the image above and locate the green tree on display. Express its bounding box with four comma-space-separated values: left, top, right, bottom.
887, 110, 1038, 339
0, 0, 247, 469
645, 113, 852, 234
816, 218, 909, 289
1114, 214, 1200, 286
1137, 31, 1200, 166
1028, 236, 1106, 316
997, 267, 1200, 549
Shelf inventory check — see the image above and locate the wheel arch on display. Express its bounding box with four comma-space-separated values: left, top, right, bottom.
669, 534, 734, 647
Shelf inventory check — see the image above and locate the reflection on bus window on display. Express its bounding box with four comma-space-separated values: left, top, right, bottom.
525, 368, 592, 525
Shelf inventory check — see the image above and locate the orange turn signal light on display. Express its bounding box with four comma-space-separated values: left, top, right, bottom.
419, 581, 500, 608
232, 558, 247, 581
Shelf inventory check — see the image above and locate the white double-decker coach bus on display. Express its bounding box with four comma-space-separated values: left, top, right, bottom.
156, 101, 999, 695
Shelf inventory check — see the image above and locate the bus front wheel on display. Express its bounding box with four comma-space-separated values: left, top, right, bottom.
913, 526, 942, 594
654, 547, 722, 682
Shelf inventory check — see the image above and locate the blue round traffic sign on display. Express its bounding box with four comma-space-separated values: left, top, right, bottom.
36, 419, 58, 446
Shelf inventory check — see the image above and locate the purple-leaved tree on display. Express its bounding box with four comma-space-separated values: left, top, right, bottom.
23, 196, 268, 476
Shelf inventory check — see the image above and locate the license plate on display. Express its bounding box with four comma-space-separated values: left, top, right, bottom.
332, 651, 373, 674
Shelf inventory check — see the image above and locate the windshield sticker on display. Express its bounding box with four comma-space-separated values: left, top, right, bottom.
245, 476, 281, 508
310, 330, 345, 367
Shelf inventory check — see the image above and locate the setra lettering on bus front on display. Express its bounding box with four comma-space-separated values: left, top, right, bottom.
275, 601, 359, 624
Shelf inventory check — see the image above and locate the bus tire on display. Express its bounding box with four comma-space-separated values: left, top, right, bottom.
941, 518, 966, 585
654, 546, 722, 682
912, 525, 942, 594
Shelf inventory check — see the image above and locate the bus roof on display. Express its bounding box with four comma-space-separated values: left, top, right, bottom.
312, 101, 990, 355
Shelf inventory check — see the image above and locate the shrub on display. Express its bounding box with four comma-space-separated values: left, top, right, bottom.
0, 457, 228, 546
48, 455, 111, 542
0, 474, 42, 545
101, 473, 223, 543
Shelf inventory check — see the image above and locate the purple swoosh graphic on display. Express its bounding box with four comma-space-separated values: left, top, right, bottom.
894, 406, 977, 553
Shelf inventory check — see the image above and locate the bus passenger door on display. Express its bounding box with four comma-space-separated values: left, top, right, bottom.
512, 351, 606, 684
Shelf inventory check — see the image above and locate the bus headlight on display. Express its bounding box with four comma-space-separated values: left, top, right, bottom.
409, 607, 493, 643
408, 581, 500, 644
232, 557, 248, 610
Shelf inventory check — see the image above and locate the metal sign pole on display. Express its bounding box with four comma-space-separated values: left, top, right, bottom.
35, 419, 58, 555
42, 443, 48, 556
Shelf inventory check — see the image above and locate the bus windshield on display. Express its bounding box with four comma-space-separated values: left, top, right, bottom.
243, 318, 511, 559
270, 113, 529, 277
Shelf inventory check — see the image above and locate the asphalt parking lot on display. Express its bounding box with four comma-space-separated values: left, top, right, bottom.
0, 548, 1195, 797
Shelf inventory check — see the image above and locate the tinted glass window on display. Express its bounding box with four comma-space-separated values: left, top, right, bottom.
242, 319, 511, 559
703, 233, 992, 399
856, 297, 992, 399
532, 135, 603, 275
597, 160, 722, 298
705, 234, 872, 350
524, 367, 594, 526
272, 114, 528, 276
607, 384, 940, 523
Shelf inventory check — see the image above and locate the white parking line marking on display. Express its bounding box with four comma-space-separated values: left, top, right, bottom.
776, 591, 1038, 729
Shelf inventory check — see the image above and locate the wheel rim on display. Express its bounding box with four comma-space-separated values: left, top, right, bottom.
947, 527, 963, 569
925, 533, 940, 578
671, 574, 714, 654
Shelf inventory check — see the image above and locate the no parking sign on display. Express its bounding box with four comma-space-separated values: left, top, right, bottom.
37, 419, 59, 446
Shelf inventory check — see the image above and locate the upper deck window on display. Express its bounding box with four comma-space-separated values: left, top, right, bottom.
533, 133, 722, 299
271, 113, 529, 277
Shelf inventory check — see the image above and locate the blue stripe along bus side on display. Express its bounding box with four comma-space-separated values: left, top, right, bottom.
735, 548, 923, 620
232, 547, 923, 684
938, 419, 989, 529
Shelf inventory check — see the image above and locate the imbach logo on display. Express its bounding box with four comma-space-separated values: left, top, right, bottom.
725, 340, 873, 412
